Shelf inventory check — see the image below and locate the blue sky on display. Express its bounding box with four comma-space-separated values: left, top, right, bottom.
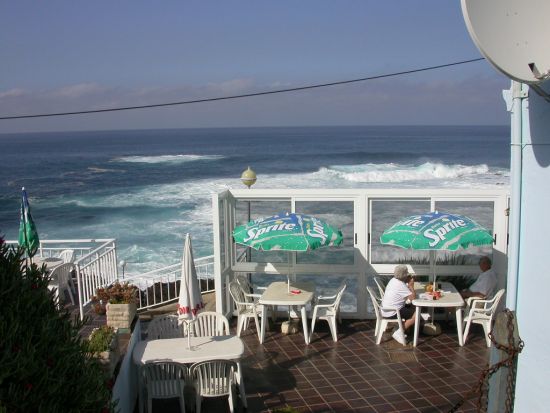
0, 1, 510, 133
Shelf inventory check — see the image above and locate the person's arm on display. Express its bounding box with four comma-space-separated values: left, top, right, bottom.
460, 289, 485, 299
406, 277, 416, 300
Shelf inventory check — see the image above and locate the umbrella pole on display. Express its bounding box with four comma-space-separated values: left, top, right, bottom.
185, 320, 195, 350
430, 250, 436, 327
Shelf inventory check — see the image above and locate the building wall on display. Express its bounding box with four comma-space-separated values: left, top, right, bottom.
514, 83, 550, 411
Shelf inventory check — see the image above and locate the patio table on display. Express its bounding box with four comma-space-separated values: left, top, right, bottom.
133, 335, 247, 409
412, 281, 465, 347
33, 256, 63, 270
259, 281, 315, 345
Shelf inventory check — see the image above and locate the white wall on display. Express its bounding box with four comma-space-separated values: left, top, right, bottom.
513, 82, 550, 411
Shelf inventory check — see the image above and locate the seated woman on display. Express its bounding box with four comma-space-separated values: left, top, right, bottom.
381, 265, 416, 345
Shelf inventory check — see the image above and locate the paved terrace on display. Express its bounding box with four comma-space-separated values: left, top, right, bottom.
71, 298, 488, 413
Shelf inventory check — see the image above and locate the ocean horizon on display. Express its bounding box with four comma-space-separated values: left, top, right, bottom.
0, 125, 510, 274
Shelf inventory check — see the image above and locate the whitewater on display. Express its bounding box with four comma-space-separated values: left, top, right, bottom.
0, 125, 509, 274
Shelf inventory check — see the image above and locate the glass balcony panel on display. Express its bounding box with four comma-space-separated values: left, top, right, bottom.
370, 199, 431, 264
434, 201, 495, 264
295, 201, 355, 265
235, 200, 291, 263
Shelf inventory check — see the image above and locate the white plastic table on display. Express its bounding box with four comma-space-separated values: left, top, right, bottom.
412, 281, 465, 347
33, 256, 63, 270
258, 281, 315, 345
133, 335, 247, 409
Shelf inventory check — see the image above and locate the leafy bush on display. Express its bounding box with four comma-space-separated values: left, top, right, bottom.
0, 239, 115, 412
87, 326, 116, 354
93, 281, 138, 305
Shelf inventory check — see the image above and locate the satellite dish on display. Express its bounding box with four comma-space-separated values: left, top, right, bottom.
461, 0, 550, 84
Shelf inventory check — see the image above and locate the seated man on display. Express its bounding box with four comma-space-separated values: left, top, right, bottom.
461, 256, 498, 299
381, 265, 416, 345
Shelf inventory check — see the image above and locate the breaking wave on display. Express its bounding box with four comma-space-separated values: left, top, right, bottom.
322, 162, 490, 183
114, 154, 224, 164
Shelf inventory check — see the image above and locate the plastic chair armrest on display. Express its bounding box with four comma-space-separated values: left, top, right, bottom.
314, 303, 335, 309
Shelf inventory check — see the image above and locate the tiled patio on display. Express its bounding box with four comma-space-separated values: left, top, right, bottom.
69, 299, 489, 412
133, 316, 489, 413
239, 319, 487, 413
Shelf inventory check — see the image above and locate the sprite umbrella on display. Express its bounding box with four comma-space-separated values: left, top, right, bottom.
18, 187, 40, 259
380, 211, 494, 285
177, 233, 204, 349
233, 212, 343, 290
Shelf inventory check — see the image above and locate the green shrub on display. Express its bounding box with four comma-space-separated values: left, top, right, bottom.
0, 239, 115, 412
87, 326, 116, 354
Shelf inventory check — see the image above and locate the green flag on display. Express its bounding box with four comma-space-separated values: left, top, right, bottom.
18, 187, 40, 257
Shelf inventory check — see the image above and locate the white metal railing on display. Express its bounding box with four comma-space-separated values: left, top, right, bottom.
5, 239, 118, 320
75, 240, 118, 320
123, 255, 215, 311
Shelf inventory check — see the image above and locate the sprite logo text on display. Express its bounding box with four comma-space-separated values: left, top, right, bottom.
424, 219, 466, 247
306, 218, 328, 243
243, 223, 296, 242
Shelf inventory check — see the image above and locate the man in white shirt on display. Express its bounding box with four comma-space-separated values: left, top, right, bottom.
461, 256, 498, 299
381, 265, 416, 345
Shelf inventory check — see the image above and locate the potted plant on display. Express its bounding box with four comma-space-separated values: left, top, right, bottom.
87, 325, 119, 376
92, 281, 139, 329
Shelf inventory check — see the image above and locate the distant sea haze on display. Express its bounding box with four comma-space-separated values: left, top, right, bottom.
0, 125, 510, 273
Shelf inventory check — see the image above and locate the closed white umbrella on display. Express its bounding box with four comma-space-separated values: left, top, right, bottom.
177, 233, 204, 349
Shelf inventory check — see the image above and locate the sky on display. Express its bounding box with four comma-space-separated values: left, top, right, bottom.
0, 0, 510, 133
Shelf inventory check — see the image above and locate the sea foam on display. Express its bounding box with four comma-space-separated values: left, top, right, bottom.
114, 154, 224, 164
322, 162, 490, 183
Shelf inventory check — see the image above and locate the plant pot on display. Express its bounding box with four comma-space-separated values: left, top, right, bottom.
106, 302, 137, 330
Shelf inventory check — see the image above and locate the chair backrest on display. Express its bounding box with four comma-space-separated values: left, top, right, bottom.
366, 286, 382, 319
235, 274, 252, 291
193, 311, 230, 337
373, 277, 385, 298
485, 289, 506, 313
148, 314, 184, 340
333, 283, 347, 309
143, 361, 188, 398
191, 359, 237, 397
49, 263, 74, 288
235, 274, 255, 304
59, 249, 75, 263
229, 280, 248, 309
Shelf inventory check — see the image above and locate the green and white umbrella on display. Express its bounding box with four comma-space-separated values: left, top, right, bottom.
233, 212, 343, 289
18, 187, 40, 259
381, 211, 493, 329
380, 211, 494, 284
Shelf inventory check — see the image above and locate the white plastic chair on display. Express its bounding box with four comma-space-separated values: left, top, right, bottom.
48, 263, 75, 305
463, 289, 505, 347
373, 277, 386, 298
191, 359, 238, 413
229, 280, 262, 340
367, 286, 406, 345
148, 314, 185, 340
310, 283, 347, 342
235, 274, 275, 321
143, 362, 187, 413
192, 312, 230, 337
58, 249, 75, 263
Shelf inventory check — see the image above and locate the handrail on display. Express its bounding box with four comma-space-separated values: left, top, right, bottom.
6, 238, 214, 317
125, 255, 216, 311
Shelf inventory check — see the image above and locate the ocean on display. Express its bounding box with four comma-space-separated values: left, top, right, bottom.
0, 125, 510, 274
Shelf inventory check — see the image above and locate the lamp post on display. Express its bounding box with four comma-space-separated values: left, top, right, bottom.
241, 167, 256, 286
241, 166, 257, 189
119, 260, 126, 280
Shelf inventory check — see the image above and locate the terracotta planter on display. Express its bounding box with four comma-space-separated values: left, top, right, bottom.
106, 302, 137, 330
